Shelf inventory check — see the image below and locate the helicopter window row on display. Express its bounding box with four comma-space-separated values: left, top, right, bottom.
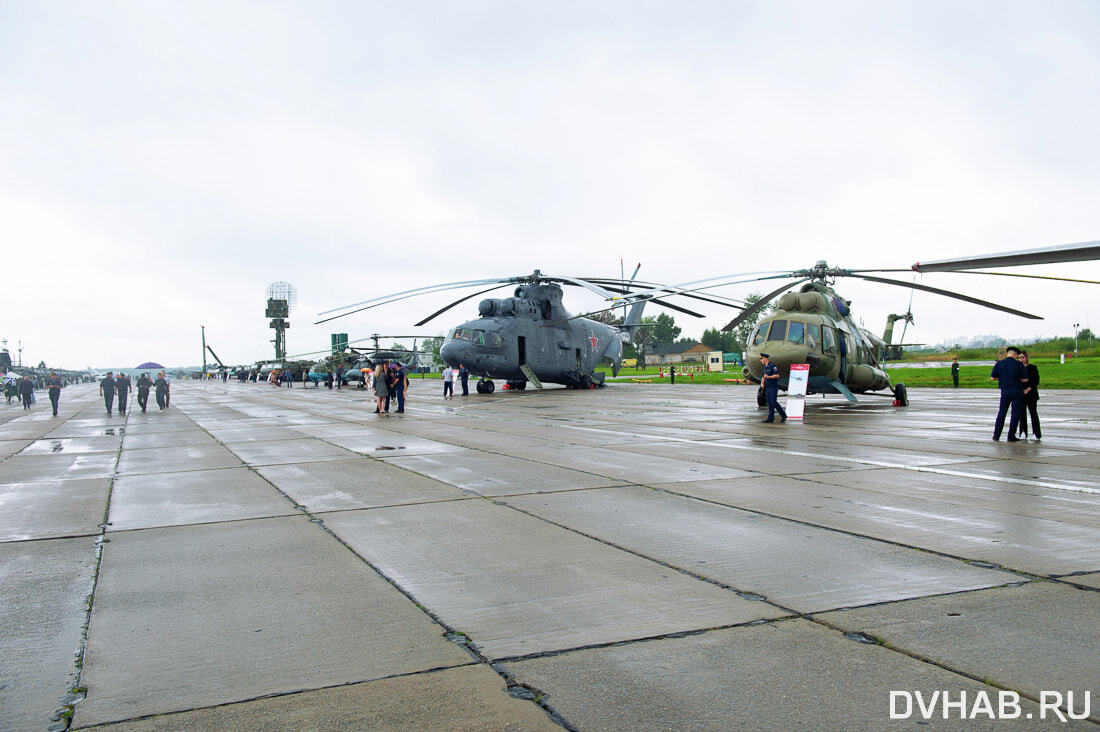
751, 319, 825, 350
451, 329, 501, 348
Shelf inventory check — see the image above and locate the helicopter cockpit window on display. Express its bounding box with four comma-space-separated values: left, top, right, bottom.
807, 323, 821, 350
751, 325, 766, 346
453, 329, 473, 341
767, 320, 787, 341
823, 327, 836, 351
473, 330, 486, 346
787, 321, 805, 344
489, 332, 501, 348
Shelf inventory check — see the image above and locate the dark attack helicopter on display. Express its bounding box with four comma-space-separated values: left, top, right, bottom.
617, 240, 1100, 405
317, 269, 738, 392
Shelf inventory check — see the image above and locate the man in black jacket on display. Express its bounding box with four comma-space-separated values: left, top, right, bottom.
136, 373, 152, 412
18, 375, 34, 410
99, 372, 117, 415
1017, 350, 1041, 440
115, 372, 132, 415
990, 347, 1027, 442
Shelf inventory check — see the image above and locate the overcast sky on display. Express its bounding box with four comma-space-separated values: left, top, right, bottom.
3, 1, 1098, 370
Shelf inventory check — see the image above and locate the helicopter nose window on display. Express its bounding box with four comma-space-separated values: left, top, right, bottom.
751, 325, 766, 346
473, 330, 486, 346
823, 326, 836, 351
787, 321, 805, 344
767, 320, 787, 341
489, 332, 501, 348
453, 329, 473, 341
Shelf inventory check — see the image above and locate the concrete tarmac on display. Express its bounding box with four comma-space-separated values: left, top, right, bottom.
1, 380, 1097, 730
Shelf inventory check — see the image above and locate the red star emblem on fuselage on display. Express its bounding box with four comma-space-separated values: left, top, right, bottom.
590, 336, 599, 350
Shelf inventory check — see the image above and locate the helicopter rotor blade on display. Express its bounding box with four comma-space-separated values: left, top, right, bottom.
413, 284, 512, 327
720, 278, 812, 332
850, 274, 1042, 319
920, 270, 1100, 286
912, 240, 1100, 272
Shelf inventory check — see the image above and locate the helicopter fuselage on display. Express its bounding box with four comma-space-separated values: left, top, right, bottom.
741, 282, 893, 398
439, 282, 624, 388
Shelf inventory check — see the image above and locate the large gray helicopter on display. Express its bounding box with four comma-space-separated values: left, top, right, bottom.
318, 269, 738, 392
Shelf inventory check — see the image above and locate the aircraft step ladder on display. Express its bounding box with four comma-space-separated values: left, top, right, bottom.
520, 364, 543, 389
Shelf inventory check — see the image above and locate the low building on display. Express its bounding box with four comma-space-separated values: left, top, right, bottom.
649, 341, 712, 365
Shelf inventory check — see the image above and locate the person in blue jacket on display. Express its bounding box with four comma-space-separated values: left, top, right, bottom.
990, 346, 1028, 441
760, 353, 787, 424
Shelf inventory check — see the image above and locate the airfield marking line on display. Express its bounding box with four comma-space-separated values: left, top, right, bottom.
551, 422, 1100, 496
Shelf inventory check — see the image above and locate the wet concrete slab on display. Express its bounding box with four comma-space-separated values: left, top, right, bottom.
817, 582, 1100, 722
95, 664, 559, 731
0, 437, 32, 458
381, 451, 624, 495
787, 466, 1100, 528
0, 478, 110, 542
221, 437, 358, 466
75, 515, 472, 727
1, 452, 117, 482
1, 537, 99, 732
204, 425, 306, 443
115, 443, 243, 475
322, 430, 468, 457
505, 485, 1011, 612
499, 443, 760, 484
665, 475, 1100, 576
119, 430, 219, 450
259, 458, 469, 512
18, 436, 122, 455
322, 500, 785, 659
109, 467, 298, 530
945, 458, 1100, 491
503, 619, 1080, 731
612, 438, 881, 476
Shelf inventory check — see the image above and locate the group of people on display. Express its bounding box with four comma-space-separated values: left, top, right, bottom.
371, 361, 410, 414
98, 371, 171, 415
440, 364, 469, 399
991, 347, 1041, 441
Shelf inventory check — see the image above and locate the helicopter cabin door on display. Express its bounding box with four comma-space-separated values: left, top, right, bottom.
518, 336, 527, 366
576, 348, 582, 368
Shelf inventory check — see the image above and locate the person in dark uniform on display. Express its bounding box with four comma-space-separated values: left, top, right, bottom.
18, 375, 34, 410
136, 373, 152, 412
392, 362, 408, 413
1017, 350, 1041, 440
951, 358, 960, 388
990, 346, 1027, 441
459, 364, 470, 396
115, 372, 131, 415
154, 371, 170, 411
760, 353, 786, 423
99, 372, 117, 414
46, 371, 63, 416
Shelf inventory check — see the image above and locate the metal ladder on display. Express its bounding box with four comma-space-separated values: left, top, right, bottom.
520, 364, 543, 389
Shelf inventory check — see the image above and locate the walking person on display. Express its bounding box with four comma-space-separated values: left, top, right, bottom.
759, 353, 787, 423
441, 365, 454, 400
990, 346, 1028, 442
115, 372, 132, 415
99, 372, 117, 414
459, 364, 470, 396
18, 374, 34, 410
154, 371, 170, 411
136, 373, 152, 413
373, 362, 389, 414
46, 371, 63, 416
1017, 350, 1041, 440
4, 378, 16, 404
951, 358, 960, 388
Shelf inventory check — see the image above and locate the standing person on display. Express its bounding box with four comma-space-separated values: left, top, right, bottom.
154, 371, 170, 411
392, 362, 408, 413
759, 353, 787, 423
373, 362, 389, 414
458, 364, 470, 396
115, 372, 131, 415
1017, 350, 1041, 440
951, 358, 960, 388
46, 371, 63, 416
990, 346, 1027, 442
324, 371, 333, 390
4, 377, 16, 404
441, 365, 454, 400
336, 365, 345, 390
99, 372, 117, 414
18, 374, 34, 410
136, 373, 152, 413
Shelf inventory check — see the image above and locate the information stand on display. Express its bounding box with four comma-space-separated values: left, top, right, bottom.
786, 363, 810, 421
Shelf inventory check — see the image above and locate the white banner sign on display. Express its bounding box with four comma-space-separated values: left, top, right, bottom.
786, 363, 810, 421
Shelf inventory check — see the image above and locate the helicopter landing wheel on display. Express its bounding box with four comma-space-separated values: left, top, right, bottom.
579, 374, 592, 390
893, 383, 908, 407
477, 379, 495, 394
757, 387, 767, 407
